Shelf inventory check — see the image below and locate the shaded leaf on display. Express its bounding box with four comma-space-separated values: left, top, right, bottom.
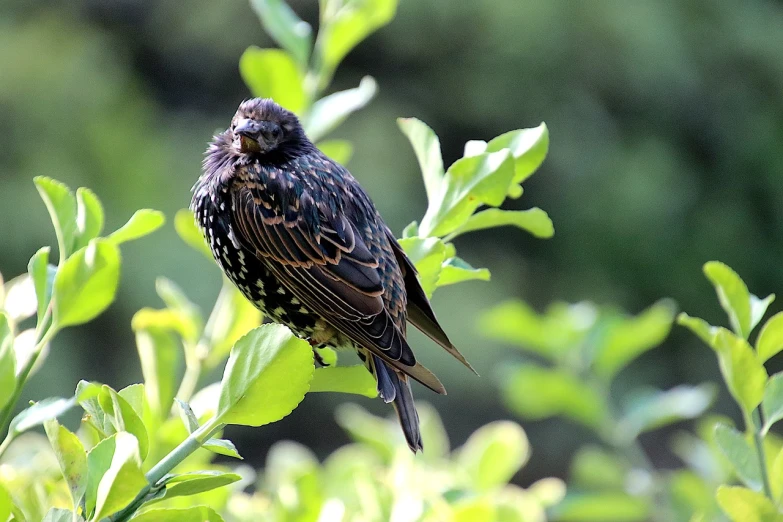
552, 493, 650, 522
52, 239, 120, 329
397, 117, 444, 202
305, 76, 377, 142
216, 324, 313, 426
74, 187, 104, 251
570, 446, 627, 490
309, 365, 377, 397
763, 372, 783, 434
107, 209, 165, 245
714, 423, 762, 490
42, 509, 84, 522
34, 176, 77, 261
757, 312, 783, 363
28, 247, 56, 324
250, 0, 312, 66
239, 47, 306, 114
617, 384, 716, 441
44, 419, 87, 509
751, 293, 776, 334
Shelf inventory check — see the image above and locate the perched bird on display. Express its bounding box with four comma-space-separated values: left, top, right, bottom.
192, 98, 474, 451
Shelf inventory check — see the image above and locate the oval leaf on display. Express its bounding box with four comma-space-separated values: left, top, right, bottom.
485, 123, 549, 186
44, 419, 87, 509
174, 209, 214, 260
28, 246, 57, 324
716, 485, 780, 522
714, 328, 767, 414
446, 207, 554, 240
34, 176, 77, 261
9, 396, 75, 437
317, 139, 354, 165
309, 365, 378, 397
0, 313, 15, 411
762, 372, 783, 434
239, 47, 306, 114
130, 507, 225, 522
757, 312, 783, 363
216, 324, 313, 427
52, 239, 120, 328
91, 432, 147, 520
457, 421, 529, 491
714, 423, 762, 490
162, 470, 241, 499
397, 117, 444, 203
203, 437, 242, 459
704, 261, 752, 339
305, 76, 377, 142
250, 0, 312, 66
74, 187, 104, 251
107, 209, 165, 245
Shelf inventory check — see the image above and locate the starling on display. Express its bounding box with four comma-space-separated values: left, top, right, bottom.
192, 98, 474, 451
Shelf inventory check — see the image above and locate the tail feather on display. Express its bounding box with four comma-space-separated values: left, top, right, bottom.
372, 355, 422, 452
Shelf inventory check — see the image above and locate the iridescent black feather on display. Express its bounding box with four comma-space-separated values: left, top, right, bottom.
192, 99, 474, 452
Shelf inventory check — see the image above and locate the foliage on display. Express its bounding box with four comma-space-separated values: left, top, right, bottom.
0, 0, 556, 520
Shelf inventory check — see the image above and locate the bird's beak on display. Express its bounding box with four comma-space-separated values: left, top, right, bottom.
235, 118, 263, 153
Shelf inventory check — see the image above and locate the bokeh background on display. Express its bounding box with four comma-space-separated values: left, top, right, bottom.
2, 0, 783, 484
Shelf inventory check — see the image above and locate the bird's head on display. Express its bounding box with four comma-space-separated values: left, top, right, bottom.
229, 98, 305, 155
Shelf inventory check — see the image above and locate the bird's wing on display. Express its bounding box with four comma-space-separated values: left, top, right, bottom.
229, 177, 446, 394
385, 227, 477, 374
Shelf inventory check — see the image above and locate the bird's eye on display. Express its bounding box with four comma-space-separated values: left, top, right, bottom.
271, 126, 282, 139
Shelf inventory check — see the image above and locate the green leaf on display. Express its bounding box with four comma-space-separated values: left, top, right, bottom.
155, 277, 203, 343
397, 117, 444, 203
502, 365, 607, 430
52, 239, 120, 329
204, 282, 263, 370
457, 421, 529, 491
174, 209, 213, 260
3, 274, 37, 323
239, 47, 306, 114
552, 493, 650, 522
304, 76, 377, 142
771, 447, 783, 501
34, 176, 77, 262
716, 485, 781, 522
714, 328, 767, 414
98, 385, 149, 460
91, 432, 147, 521
203, 438, 242, 459
570, 446, 627, 490
309, 365, 377, 397
704, 261, 753, 339
479, 300, 592, 361
401, 221, 418, 238
250, 0, 312, 67
751, 293, 776, 334
107, 209, 165, 245
616, 384, 716, 441
42, 508, 85, 522
317, 139, 353, 165
419, 149, 515, 237
757, 312, 783, 363
315, 0, 397, 86
335, 403, 397, 457
396, 237, 447, 298
176, 398, 199, 434
8, 397, 75, 438
445, 208, 554, 240
28, 247, 56, 324
714, 423, 762, 490
44, 419, 87, 509
118, 383, 145, 421
437, 257, 490, 288
161, 470, 241, 499
763, 372, 783, 434
594, 299, 676, 380
129, 507, 225, 522
133, 325, 180, 421
0, 313, 16, 411
0, 480, 10, 522
677, 312, 718, 347
74, 187, 104, 251
485, 123, 549, 186
216, 324, 313, 426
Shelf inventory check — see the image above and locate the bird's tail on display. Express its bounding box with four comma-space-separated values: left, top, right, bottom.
369, 353, 422, 452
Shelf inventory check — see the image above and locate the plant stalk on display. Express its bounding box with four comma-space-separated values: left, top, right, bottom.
752, 407, 774, 499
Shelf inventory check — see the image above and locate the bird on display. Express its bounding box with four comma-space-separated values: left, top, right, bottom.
192, 98, 475, 452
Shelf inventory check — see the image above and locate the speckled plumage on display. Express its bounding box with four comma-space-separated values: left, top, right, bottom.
192, 99, 473, 451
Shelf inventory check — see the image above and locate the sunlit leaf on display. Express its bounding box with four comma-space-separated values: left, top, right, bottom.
174, 209, 214, 261
240, 47, 306, 114
309, 365, 377, 397
107, 209, 165, 245
250, 0, 312, 67
44, 419, 87, 509
52, 239, 121, 329
316, 0, 397, 86
397, 236, 447, 298
446, 207, 554, 240
714, 423, 762, 491
457, 421, 529, 491
716, 485, 780, 522
0, 313, 15, 411
156, 277, 203, 343
317, 139, 354, 165
98, 385, 149, 460
757, 312, 783, 363
551, 493, 650, 522
34, 176, 77, 262
28, 247, 57, 324
485, 123, 549, 186
419, 149, 515, 237
397, 117, 444, 202
305, 76, 377, 142
160, 470, 241, 499
2, 274, 37, 323
74, 187, 104, 251
134, 323, 180, 421
714, 328, 767, 414
750, 293, 775, 333
176, 398, 199, 434
677, 312, 718, 347
594, 299, 676, 380
763, 373, 783, 434
335, 403, 397, 458
216, 324, 313, 427
437, 257, 490, 288
570, 446, 627, 491
130, 506, 225, 522
204, 281, 262, 369
8, 397, 75, 438
703, 261, 752, 339
203, 438, 242, 460
91, 432, 147, 521
502, 365, 607, 430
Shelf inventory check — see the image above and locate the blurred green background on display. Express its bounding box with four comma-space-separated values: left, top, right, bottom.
2, 0, 783, 485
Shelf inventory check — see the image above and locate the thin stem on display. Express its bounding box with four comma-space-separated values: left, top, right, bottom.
752, 407, 774, 500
